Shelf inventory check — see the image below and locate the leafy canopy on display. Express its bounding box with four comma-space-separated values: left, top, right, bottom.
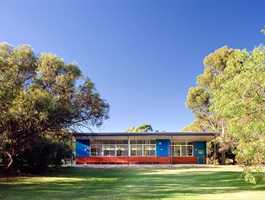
184, 46, 247, 165
211, 47, 265, 167
185, 43, 265, 182
0, 42, 109, 169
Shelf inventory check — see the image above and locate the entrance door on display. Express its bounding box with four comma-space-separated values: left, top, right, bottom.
197, 149, 205, 164
194, 142, 206, 164
156, 139, 170, 157
76, 139, 90, 157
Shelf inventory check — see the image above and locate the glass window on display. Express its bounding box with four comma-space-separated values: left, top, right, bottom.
103, 144, 116, 156
171, 142, 193, 157
172, 145, 181, 157
182, 145, 188, 156
91, 144, 102, 156
187, 145, 193, 156
130, 140, 156, 156
90, 140, 156, 157
130, 144, 142, 156
143, 144, 156, 156
116, 144, 128, 156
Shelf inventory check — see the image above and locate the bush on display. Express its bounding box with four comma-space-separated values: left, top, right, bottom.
14, 138, 72, 174
242, 167, 265, 184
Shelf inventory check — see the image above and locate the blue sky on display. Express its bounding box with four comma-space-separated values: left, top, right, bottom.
1, 0, 265, 132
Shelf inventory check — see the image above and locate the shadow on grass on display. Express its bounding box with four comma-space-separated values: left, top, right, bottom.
0, 167, 265, 200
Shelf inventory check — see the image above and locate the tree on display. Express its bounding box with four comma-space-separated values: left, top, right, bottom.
0, 42, 109, 170
127, 124, 153, 133
185, 47, 238, 131
211, 47, 265, 183
14, 137, 72, 173
185, 46, 246, 164
183, 117, 215, 132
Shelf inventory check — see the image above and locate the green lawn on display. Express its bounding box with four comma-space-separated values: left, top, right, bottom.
0, 166, 265, 200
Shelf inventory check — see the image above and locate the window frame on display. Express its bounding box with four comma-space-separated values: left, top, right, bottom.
171, 142, 194, 157
90, 140, 156, 157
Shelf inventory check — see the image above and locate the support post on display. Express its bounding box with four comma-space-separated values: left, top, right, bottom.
128, 137, 131, 156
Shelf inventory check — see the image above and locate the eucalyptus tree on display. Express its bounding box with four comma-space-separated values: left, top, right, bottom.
185, 43, 265, 182
0, 43, 109, 169
184, 46, 247, 164
211, 47, 265, 183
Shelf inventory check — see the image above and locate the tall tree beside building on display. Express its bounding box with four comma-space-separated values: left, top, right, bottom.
186, 43, 265, 182
0, 42, 109, 170
211, 47, 265, 183
184, 47, 243, 164
185, 46, 240, 132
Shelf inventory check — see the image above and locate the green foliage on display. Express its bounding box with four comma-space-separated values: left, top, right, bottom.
186, 87, 210, 118
185, 46, 238, 132
242, 167, 265, 184
127, 123, 153, 132
186, 36, 265, 181
183, 117, 212, 132
211, 47, 265, 169
14, 137, 72, 173
185, 46, 238, 164
0, 42, 109, 171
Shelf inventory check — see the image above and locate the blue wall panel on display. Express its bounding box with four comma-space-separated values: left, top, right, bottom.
76, 139, 90, 157
156, 139, 170, 157
194, 141, 206, 164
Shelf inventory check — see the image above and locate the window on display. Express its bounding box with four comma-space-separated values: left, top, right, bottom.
116, 144, 128, 156
90, 140, 156, 157
187, 145, 193, 156
103, 144, 116, 156
143, 144, 156, 156
171, 142, 193, 157
130, 140, 156, 156
172, 145, 181, 157
90, 140, 129, 156
91, 144, 102, 156
182, 145, 188, 156
130, 144, 142, 156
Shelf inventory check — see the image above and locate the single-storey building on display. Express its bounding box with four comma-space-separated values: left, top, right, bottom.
74, 132, 218, 164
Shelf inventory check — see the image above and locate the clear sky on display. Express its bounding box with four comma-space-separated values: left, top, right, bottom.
1, 0, 265, 132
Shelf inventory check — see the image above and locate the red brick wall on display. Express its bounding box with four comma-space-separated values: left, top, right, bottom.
76, 156, 197, 164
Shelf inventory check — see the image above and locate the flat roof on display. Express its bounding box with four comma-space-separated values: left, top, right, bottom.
73, 132, 219, 142
74, 132, 218, 137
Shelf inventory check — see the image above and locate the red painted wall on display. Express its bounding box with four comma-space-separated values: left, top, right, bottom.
76, 156, 197, 164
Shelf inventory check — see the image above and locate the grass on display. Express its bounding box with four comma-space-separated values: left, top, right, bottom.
0, 166, 265, 200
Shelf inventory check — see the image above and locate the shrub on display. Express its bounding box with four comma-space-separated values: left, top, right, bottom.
14, 138, 72, 174
242, 167, 265, 184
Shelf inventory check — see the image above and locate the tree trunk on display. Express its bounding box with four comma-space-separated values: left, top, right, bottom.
4, 151, 13, 169
220, 151, 226, 165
